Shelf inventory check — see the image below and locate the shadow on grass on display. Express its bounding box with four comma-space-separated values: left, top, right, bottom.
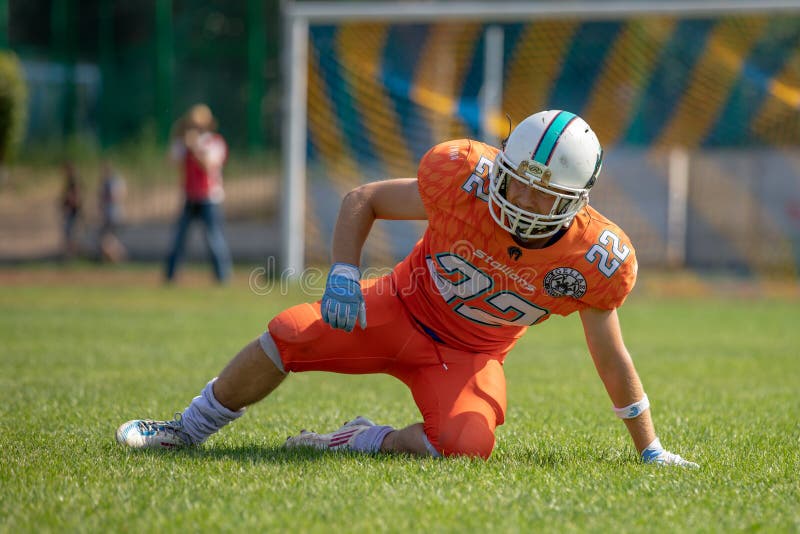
189, 443, 333, 464
110, 441, 396, 465
108, 438, 639, 467
110, 442, 638, 467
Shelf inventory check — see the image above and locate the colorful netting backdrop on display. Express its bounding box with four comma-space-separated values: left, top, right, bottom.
303, 14, 800, 277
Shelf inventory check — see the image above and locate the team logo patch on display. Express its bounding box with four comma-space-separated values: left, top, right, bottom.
543, 267, 587, 298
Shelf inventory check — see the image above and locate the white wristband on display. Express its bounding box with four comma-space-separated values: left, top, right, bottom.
613, 394, 650, 419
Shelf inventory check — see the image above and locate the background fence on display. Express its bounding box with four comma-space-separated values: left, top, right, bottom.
1, 1, 799, 278
290, 6, 800, 276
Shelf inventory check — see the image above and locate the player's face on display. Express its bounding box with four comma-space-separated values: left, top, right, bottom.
501, 178, 564, 247
505, 178, 555, 215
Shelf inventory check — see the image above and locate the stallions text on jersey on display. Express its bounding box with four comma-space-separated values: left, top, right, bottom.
391, 139, 637, 356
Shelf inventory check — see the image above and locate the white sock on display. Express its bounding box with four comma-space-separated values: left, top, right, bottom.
180, 378, 244, 444
350, 425, 394, 453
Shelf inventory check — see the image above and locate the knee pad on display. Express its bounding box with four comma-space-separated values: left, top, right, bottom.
436, 412, 496, 460
268, 303, 326, 345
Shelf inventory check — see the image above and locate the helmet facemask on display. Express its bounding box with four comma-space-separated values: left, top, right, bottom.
488, 153, 589, 239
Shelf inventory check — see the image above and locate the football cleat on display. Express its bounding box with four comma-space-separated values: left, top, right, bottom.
641, 448, 699, 468
283, 416, 376, 452
115, 413, 193, 450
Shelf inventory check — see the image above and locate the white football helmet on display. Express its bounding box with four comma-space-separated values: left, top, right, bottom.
488, 110, 603, 239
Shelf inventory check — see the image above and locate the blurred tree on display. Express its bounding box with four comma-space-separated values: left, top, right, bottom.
5, 0, 282, 153
0, 50, 27, 181
0, 0, 7, 48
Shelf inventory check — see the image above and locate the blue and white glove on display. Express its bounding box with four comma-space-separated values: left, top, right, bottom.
321, 263, 367, 332
641, 437, 699, 468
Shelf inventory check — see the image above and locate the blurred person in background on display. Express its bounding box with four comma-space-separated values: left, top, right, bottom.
164, 104, 232, 284
60, 161, 82, 260
117, 110, 697, 468
97, 160, 127, 263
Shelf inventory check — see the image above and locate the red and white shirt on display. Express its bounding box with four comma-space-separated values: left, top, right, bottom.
171, 132, 227, 203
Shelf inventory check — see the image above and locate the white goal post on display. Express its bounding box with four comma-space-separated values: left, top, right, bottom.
280, 0, 800, 275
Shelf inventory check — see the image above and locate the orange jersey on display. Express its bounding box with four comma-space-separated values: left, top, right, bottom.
391, 139, 638, 355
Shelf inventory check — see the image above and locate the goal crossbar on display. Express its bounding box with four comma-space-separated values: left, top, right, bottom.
286, 0, 800, 23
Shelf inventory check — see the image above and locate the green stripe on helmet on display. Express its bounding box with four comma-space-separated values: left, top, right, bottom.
532, 111, 577, 165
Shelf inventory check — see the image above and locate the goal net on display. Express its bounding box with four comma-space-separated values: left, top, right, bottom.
282, 2, 800, 278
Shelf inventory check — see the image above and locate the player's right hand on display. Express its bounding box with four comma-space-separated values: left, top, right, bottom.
321, 263, 367, 332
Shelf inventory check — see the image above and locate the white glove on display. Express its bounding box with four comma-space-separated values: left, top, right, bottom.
641, 438, 698, 468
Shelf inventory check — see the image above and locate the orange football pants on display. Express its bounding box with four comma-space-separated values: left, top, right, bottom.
267, 275, 507, 459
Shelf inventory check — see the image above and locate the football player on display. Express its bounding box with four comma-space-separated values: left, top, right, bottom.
116, 110, 697, 467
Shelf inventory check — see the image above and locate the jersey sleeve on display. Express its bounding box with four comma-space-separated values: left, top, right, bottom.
595, 250, 637, 309
580, 226, 638, 310
416, 139, 472, 215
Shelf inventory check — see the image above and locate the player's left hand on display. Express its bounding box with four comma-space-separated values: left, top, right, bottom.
641, 438, 698, 468
321, 263, 367, 332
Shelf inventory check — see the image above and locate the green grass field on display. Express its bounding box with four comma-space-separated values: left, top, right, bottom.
1, 266, 798, 532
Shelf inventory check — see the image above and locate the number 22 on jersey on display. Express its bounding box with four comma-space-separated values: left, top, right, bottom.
426, 254, 548, 327
584, 229, 630, 277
